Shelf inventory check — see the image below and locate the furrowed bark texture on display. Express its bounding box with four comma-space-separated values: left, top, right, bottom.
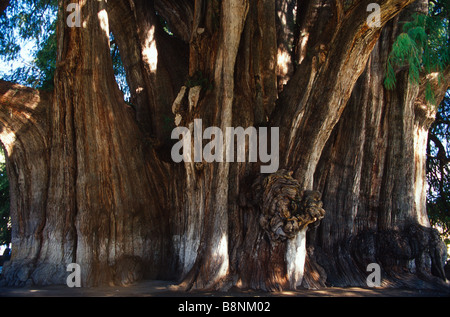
0, 81, 51, 284
2, 0, 171, 286
313, 1, 448, 289
0, 0, 448, 290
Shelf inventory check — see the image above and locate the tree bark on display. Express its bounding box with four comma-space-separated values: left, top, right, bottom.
0, 0, 448, 290
2, 0, 171, 286
0, 81, 51, 285
313, 0, 449, 288
0, 0, 9, 15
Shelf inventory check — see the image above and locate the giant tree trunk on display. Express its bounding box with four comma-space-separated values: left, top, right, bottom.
312, 1, 449, 288
1, 0, 172, 286
0, 0, 448, 290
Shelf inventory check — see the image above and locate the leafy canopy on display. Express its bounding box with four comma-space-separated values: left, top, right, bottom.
384, 1, 450, 104
0, 0, 58, 90
0, 0, 128, 96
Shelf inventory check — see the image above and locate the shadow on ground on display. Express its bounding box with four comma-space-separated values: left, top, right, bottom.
0, 280, 449, 297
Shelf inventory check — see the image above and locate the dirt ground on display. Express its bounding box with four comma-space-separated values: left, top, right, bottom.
0, 280, 449, 297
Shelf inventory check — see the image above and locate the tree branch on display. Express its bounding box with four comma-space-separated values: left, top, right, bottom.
428, 133, 450, 164
0, 80, 50, 153
108, 0, 188, 142
414, 65, 450, 129
417, 65, 450, 108
0, 0, 9, 15
272, 0, 415, 188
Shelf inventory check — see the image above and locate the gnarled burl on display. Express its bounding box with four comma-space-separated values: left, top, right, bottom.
237, 169, 326, 291
254, 170, 325, 243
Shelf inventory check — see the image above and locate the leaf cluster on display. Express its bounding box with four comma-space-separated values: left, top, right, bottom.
0, 0, 129, 95
0, 0, 57, 89
385, 2, 449, 104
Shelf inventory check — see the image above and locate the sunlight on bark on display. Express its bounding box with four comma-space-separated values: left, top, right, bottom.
142, 26, 158, 73
277, 49, 291, 86
0, 128, 15, 155
97, 9, 109, 37
414, 126, 430, 226
214, 233, 230, 280
298, 31, 309, 64
286, 228, 307, 289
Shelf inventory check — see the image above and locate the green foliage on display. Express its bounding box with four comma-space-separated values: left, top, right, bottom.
0, 0, 130, 98
385, 1, 450, 242
427, 93, 450, 238
0, 0, 58, 89
384, 2, 449, 104
156, 12, 173, 36
0, 149, 10, 246
0, 0, 58, 58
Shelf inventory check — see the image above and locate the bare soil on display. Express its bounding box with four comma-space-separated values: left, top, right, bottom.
0, 280, 449, 297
